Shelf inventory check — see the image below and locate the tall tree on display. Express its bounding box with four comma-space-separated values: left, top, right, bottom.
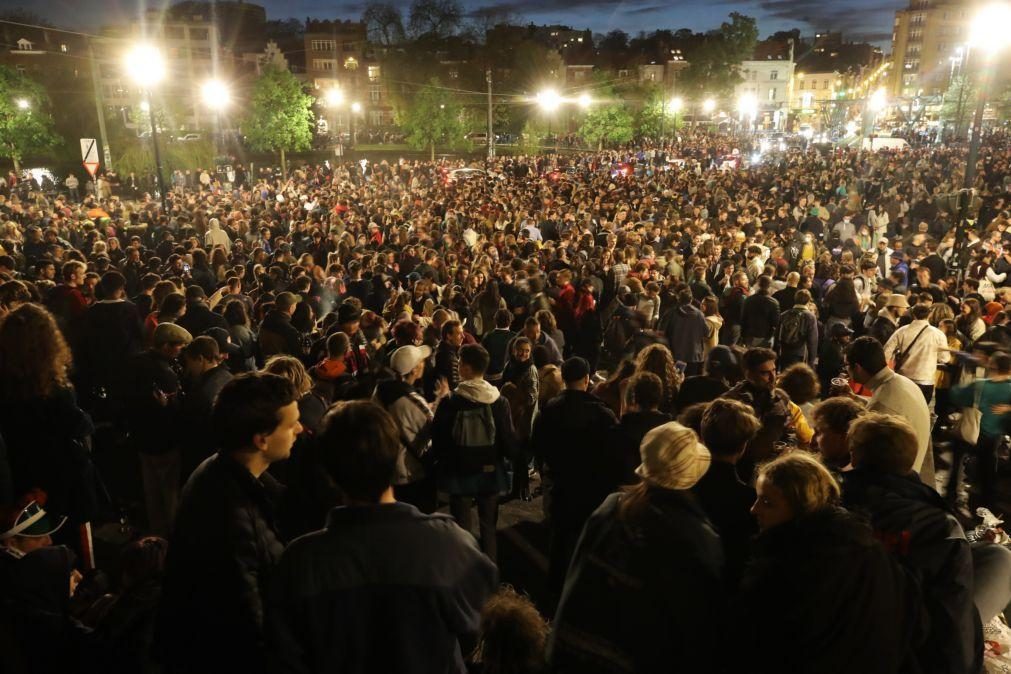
408, 0, 462, 38
363, 2, 406, 46
241, 66, 313, 176
678, 12, 758, 100
579, 105, 634, 150
0, 67, 59, 171
398, 78, 465, 160
940, 75, 975, 139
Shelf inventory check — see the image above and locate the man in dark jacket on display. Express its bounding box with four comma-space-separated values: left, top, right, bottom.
127, 322, 191, 537
429, 319, 464, 398
841, 413, 983, 674
658, 288, 708, 375
718, 271, 747, 345
267, 401, 497, 674
693, 398, 760, 587
177, 336, 233, 479
156, 372, 302, 673
532, 356, 619, 601
259, 291, 303, 359
176, 285, 227, 337
75, 270, 145, 411
777, 289, 819, 367
740, 275, 780, 348
723, 347, 791, 480
431, 344, 516, 562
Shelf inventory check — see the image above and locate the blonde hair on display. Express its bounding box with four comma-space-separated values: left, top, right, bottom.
847, 412, 918, 474
262, 355, 312, 396
757, 452, 840, 517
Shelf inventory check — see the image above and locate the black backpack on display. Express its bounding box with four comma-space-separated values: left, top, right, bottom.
450, 403, 498, 475
779, 308, 808, 348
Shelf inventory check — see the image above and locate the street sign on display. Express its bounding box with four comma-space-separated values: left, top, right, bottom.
80, 138, 99, 177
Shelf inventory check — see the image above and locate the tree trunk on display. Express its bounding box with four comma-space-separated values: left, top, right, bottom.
280, 148, 287, 177
597, 139, 603, 151
430, 142, 435, 162
12, 155, 20, 174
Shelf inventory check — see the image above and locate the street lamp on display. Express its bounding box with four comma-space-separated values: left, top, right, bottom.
737, 93, 757, 134
964, 3, 1011, 188
350, 101, 362, 146
15, 98, 29, 110
535, 88, 562, 113
577, 93, 592, 109
201, 79, 230, 155
124, 43, 167, 213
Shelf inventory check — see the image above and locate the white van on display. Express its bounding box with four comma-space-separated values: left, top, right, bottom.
862, 136, 909, 151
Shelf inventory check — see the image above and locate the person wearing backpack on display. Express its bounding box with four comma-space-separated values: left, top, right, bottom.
431, 344, 518, 562
777, 289, 819, 368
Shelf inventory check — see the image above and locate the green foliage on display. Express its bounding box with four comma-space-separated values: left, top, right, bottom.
0, 66, 60, 169
397, 78, 465, 159
678, 12, 758, 100
519, 117, 549, 153
241, 66, 314, 156
940, 75, 976, 139
114, 138, 215, 176
579, 105, 634, 150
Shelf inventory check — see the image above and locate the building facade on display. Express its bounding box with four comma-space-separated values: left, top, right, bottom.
737, 41, 795, 130
890, 0, 972, 98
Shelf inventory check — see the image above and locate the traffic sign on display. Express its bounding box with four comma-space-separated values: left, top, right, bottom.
80, 138, 99, 177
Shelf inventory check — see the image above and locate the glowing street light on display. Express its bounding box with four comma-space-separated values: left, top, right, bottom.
15, 98, 29, 110
964, 3, 1011, 187
702, 98, 716, 114
971, 3, 1011, 55
139, 100, 150, 112
124, 43, 167, 212
868, 87, 887, 113
737, 93, 758, 118
577, 93, 592, 109
323, 87, 344, 107
535, 88, 562, 112
124, 43, 166, 87
350, 101, 362, 114
668, 97, 683, 114
200, 79, 231, 110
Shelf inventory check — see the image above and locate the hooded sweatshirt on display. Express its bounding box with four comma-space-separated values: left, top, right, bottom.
204, 218, 231, 253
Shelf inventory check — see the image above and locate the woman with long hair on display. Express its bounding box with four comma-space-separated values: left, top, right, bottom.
701, 295, 723, 357
223, 299, 256, 372
591, 358, 637, 417
0, 304, 100, 524
956, 298, 986, 345
634, 343, 679, 415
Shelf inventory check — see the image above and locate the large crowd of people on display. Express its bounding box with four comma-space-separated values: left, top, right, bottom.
3, 128, 1011, 672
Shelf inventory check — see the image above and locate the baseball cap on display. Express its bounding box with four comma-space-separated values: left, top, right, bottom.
830, 323, 855, 338
153, 322, 193, 347
390, 345, 432, 376
204, 327, 241, 357
636, 422, 711, 490
561, 356, 591, 383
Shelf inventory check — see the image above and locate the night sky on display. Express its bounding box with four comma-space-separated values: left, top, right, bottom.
6, 0, 901, 46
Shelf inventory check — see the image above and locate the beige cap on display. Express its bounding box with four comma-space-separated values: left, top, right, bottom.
152, 322, 193, 347
885, 293, 910, 309
636, 422, 711, 490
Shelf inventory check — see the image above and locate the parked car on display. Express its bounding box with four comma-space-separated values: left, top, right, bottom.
466, 132, 489, 143
861, 136, 910, 151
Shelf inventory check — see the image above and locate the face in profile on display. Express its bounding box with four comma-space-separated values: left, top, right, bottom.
751, 475, 793, 531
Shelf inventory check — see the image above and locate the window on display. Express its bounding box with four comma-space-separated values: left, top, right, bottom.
801, 92, 813, 108
15, 65, 26, 75
769, 87, 777, 101
824, 79, 831, 89
573, 70, 585, 80
16, 38, 32, 50
344, 57, 358, 70
60, 43, 68, 53
770, 70, 778, 80
618, 69, 629, 78
164, 26, 184, 39
368, 65, 380, 81
342, 41, 355, 51
311, 39, 336, 52
189, 28, 209, 41
313, 59, 336, 72
448, 68, 458, 80
369, 84, 381, 102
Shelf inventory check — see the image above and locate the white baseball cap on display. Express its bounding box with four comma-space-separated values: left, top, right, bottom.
390, 345, 432, 376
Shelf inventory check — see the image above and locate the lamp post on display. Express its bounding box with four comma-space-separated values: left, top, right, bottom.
864, 86, 887, 141
200, 79, 230, 156
536, 88, 561, 148
350, 101, 362, 148
322, 87, 345, 152
125, 43, 167, 213
964, 3, 1011, 188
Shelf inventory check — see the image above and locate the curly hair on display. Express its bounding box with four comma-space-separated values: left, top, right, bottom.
0, 304, 73, 400
634, 343, 678, 411
777, 363, 821, 405
474, 586, 548, 674
262, 355, 313, 396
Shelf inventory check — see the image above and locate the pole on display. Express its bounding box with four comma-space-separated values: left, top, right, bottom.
659, 96, 666, 144
88, 40, 113, 171
964, 60, 993, 189
486, 69, 494, 160
146, 94, 168, 213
